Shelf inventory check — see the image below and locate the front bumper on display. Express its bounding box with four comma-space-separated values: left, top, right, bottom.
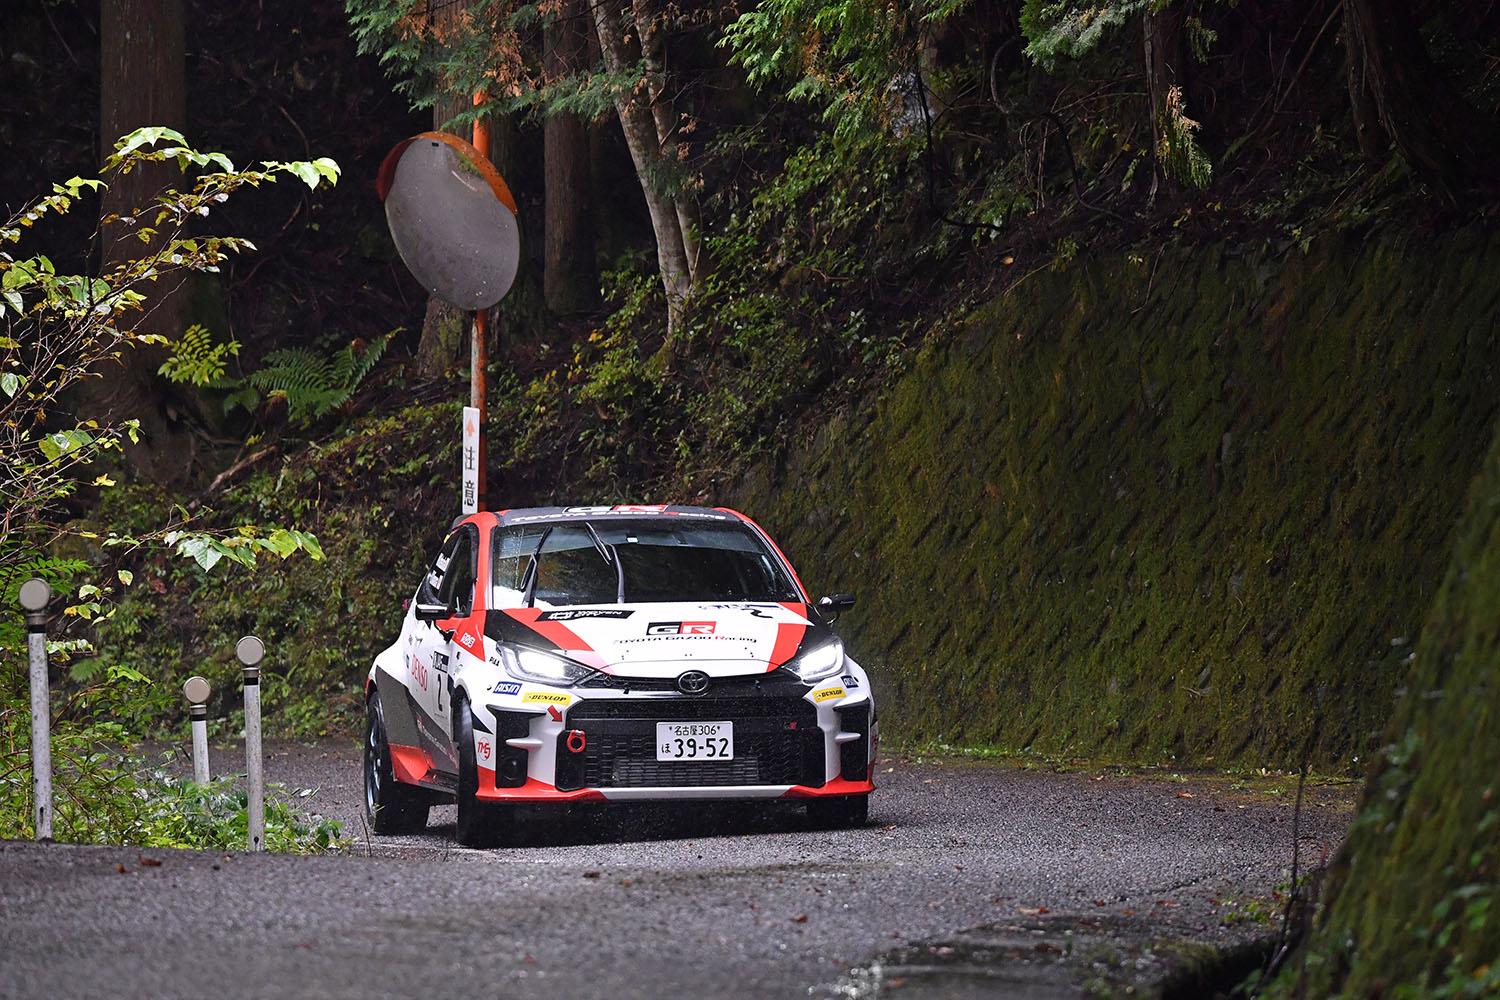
474, 675, 876, 804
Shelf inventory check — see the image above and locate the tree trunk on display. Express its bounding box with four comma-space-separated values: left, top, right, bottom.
1345, 0, 1500, 196
631, 0, 701, 284
96, 0, 192, 485
543, 0, 599, 315
1343, 4, 1386, 162
1143, 5, 1185, 201
590, 0, 693, 334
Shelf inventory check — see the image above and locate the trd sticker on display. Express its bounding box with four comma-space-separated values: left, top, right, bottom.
647, 621, 717, 636
523, 691, 572, 705
492, 680, 522, 697
813, 686, 845, 703
840, 674, 860, 688
539, 609, 634, 621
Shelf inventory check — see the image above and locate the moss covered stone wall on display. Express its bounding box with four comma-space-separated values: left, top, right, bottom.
1270, 412, 1500, 996
735, 228, 1500, 769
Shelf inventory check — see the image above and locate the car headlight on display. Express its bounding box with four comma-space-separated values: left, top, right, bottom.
499, 646, 597, 687
790, 639, 844, 683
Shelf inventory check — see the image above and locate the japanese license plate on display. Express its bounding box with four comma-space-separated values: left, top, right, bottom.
656, 721, 734, 761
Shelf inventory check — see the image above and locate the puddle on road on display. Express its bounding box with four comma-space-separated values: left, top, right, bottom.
814, 916, 1263, 1000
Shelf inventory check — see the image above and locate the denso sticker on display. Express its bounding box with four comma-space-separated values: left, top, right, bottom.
813, 686, 846, 703
523, 691, 572, 705
646, 620, 716, 636
539, 609, 634, 621
492, 680, 522, 697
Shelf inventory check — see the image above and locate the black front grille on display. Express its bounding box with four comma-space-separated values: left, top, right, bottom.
567, 695, 812, 721
577, 669, 804, 694
554, 695, 825, 790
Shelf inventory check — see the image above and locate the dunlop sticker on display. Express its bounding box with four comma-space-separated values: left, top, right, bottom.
812, 686, 845, 703
522, 690, 572, 706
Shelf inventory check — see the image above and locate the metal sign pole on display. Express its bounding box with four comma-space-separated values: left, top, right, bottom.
183, 676, 212, 783
470, 90, 491, 509
19, 579, 52, 840
236, 636, 265, 851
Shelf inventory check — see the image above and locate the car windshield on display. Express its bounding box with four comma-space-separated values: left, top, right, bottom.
491, 519, 801, 608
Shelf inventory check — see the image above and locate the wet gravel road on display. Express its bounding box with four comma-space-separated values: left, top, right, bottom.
0, 742, 1352, 999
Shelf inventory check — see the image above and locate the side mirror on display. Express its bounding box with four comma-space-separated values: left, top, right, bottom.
816, 593, 856, 622
413, 579, 451, 622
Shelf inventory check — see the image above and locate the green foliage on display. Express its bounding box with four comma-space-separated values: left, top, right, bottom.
0, 702, 341, 851
158, 323, 241, 387
1, 127, 340, 575
232, 333, 392, 423
723, 0, 970, 146
1268, 395, 1500, 997
1157, 85, 1212, 189
1020, 0, 1147, 69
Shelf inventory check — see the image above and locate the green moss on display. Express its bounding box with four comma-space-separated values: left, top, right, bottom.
735, 228, 1500, 771
1268, 410, 1500, 996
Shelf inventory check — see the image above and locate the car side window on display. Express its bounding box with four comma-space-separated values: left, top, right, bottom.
439, 527, 478, 617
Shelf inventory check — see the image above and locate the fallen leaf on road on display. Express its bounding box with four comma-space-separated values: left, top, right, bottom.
137, 856, 162, 867
113, 864, 127, 874
1175, 792, 1195, 799
792, 914, 809, 924
1034, 942, 1062, 954
582, 871, 601, 879
1017, 906, 1049, 915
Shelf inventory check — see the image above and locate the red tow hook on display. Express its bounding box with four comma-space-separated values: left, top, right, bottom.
565, 729, 588, 754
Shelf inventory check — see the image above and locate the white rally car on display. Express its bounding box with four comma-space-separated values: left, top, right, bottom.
364, 504, 876, 846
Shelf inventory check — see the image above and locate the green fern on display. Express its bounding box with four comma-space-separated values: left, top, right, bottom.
233, 332, 392, 423
1157, 85, 1212, 189
157, 324, 240, 386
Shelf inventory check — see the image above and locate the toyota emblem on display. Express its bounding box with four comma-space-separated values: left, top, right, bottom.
676, 670, 710, 696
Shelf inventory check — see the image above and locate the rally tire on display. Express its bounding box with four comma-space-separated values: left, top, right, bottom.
807, 794, 869, 829
454, 694, 512, 848
365, 690, 431, 835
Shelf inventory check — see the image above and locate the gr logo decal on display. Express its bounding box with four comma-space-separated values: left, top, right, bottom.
458, 632, 477, 649
647, 621, 716, 636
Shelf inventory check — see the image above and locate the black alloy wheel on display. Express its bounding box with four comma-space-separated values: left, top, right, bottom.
365, 689, 432, 835
454, 693, 512, 848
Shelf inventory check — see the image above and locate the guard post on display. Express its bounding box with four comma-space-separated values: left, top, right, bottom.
19, 578, 52, 841
183, 676, 212, 783
236, 636, 265, 851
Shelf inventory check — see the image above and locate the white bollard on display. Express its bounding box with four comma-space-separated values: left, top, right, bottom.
19, 579, 52, 841
183, 676, 212, 783
236, 636, 265, 852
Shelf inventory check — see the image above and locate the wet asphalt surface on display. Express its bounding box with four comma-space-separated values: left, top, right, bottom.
0, 742, 1352, 999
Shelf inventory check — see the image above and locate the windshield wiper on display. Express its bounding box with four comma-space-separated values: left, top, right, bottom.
582, 521, 627, 603
521, 525, 554, 608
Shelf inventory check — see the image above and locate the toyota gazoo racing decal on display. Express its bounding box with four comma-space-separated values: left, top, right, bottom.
486, 601, 828, 676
